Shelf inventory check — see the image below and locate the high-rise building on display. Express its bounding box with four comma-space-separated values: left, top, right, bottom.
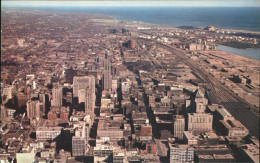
27, 100, 44, 120
196, 102, 206, 113
73, 76, 95, 98
103, 55, 112, 91
169, 143, 194, 163
2, 85, 13, 101
73, 76, 95, 117
65, 92, 73, 104
85, 89, 95, 119
111, 78, 118, 93
65, 67, 78, 84
173, 115, 185, 140
129, 40, 136, 49
51, 86, 63, 107
39, 92, 46, 104
72, 122, 88, 156
78, 89, 86, 104
0, 105, 6, 121
16, 93, 28, 109
188, 113, 213, 134
195, 89, 208, 106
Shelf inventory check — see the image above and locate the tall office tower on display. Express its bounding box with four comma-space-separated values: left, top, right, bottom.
194, 89, 208, 113
0, 105, 6, 121
51, 86, 63, 107
85, 90, 95, 117
16, 93, 28, 109
65, 92, 73, 104
73, 76, 95, 116
39, 92, 46, 113
111, 78, 118, 93
196, 102, 206, 113
194, 89, 208, 105
85, 76, 96, 125
102, 54, 112, 91
39, 92, 46, 104
173, 115, 185, 140
129, 40, 136, 49
27, 100, 43, 120
65, 67, 78, 84
188, 113, 213, 134
2, 85, 13, 101
73, 76, 95, 98
78, 89, 86, 104
72, 122, 88, 156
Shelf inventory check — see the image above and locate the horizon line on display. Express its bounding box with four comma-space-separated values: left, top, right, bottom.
2, 1, 260, 7
3, 6, 260, 8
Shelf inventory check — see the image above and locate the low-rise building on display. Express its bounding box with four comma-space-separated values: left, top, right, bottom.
36, 126, 62, 140
169, 143, 194, 163
238, 144, 259, 163
219, 117, 249, 137
16, 146, 35, 163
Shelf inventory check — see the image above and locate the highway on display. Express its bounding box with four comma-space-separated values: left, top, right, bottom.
137, 37, 259, 139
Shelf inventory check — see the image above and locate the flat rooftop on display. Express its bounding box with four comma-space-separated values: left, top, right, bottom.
36, 126, 63, 132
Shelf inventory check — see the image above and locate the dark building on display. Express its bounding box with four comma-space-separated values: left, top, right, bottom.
65, 68, 77, 84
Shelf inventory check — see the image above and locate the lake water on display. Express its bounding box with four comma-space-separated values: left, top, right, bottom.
9, 6, 260, 32
7, 6, 260, 60
216, 45, 260, 61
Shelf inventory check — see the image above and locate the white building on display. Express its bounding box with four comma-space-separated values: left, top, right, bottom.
173, 115, 185, 140
72, 122, 88, 156
36, 126, 62, 140
16, 146, 35, 163
169, 143, 194, 163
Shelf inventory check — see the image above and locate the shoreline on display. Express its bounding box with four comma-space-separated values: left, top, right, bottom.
3, 8, 260, 62
3, 7, 260, 34
216, 45, 260, 61
219, 28, 260, 34
207, 50, 260, 66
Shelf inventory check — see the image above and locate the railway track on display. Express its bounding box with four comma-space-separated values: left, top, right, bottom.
136, 37, 259, 139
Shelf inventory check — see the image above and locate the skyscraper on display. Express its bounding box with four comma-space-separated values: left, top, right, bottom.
73, 76, 95, 116
73, 76, 95, 98
188, 113, 213, 134
173, 115, 185, 140
16, 93, 28, 109
196, 102, 206, 113
51, 86, 63, 107
85, 90, 95, 116
102, 53, 112, 92
78, 89, 86, 104
27, 100, 44, 120
72, 122, 88, 156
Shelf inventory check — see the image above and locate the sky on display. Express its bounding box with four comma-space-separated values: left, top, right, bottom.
2, 0, 260, 7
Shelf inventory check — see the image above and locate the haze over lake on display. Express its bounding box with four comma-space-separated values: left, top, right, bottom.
16, 6, 260, 32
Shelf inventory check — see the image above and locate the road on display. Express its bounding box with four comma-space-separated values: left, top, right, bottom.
137, 37, 259, 139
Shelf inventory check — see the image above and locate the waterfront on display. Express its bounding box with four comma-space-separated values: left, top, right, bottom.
1, 2, 260, 162
217, 45, 260, 61
10, 6, 260, 32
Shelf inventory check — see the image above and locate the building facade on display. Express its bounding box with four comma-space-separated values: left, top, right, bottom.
51, 86, 63, 107
72, 122, 88, 156
36, 127, 62, 140
169, 144, 194, 163
173, 115, 185, 140
188, 113, 213, 134
103, 56, 112, 91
